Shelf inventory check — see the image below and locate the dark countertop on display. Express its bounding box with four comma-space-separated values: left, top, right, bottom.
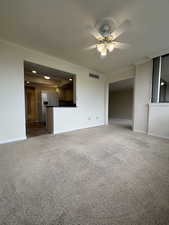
46, 105, 77, 108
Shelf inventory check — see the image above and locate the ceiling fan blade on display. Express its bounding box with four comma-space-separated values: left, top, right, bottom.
112, 41, 130, 49
87, 26, 104, 40
111, 20, 131, 40
84, 45, 96, 50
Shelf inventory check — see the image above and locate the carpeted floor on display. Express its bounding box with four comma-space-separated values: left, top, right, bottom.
0, 123, 169, 225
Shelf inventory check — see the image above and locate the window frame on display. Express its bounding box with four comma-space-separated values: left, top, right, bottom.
151, 55, 169, 103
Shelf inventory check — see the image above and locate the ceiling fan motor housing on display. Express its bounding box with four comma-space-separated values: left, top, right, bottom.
96, 17, 116, 37
99, 24, 112, 37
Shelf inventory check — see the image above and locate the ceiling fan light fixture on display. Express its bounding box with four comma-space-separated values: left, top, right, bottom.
100, 47, 107, 56
107, 43, 115, 52
97, 43, 105, 52
87, 18, 130, 57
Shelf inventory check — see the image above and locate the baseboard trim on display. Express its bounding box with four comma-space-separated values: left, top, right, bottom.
148, 132, 169, 140
133, 129, 169, 140
53, 123, 105, 135
0, 136, 27, 144
133, 129, 146, 134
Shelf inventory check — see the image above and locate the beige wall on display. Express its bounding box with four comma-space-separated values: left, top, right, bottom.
109, 89, 133, 119
148, 103, 169, 139
1, 39, 168, 142
0, 40, 106, 144
133, 60, 169, 139
133, 60, 153, 133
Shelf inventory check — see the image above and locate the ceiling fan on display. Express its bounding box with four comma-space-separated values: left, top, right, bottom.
86, 18, 131, 57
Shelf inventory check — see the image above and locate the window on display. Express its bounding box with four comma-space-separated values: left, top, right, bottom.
152, 54, 169, 103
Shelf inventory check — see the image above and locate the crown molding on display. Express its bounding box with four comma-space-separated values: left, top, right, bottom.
0, 38, 103, 76
134, 47, 169, 66
148, 47, 169, 58
134, 57, 152, 66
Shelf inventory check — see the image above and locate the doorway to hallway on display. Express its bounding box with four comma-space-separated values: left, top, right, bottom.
108, 78, 134, 130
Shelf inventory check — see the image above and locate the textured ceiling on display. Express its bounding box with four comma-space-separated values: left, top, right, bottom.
1, 0, 169, 73
24, 61, 73, 87
24, 61, 74, 79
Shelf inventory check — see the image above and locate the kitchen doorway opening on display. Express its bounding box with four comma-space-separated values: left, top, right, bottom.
24, 61, 76, 137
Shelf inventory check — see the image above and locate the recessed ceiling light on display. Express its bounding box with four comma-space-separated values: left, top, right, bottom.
32, 70, 37, 74
44, 76, 50, 80
26, 81, 30, 84
69, 78, 73, 81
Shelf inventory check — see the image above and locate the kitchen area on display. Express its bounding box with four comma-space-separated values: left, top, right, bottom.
24, 61, 76, 137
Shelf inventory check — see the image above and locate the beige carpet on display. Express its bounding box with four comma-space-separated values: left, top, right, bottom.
0, 123, 169, 225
